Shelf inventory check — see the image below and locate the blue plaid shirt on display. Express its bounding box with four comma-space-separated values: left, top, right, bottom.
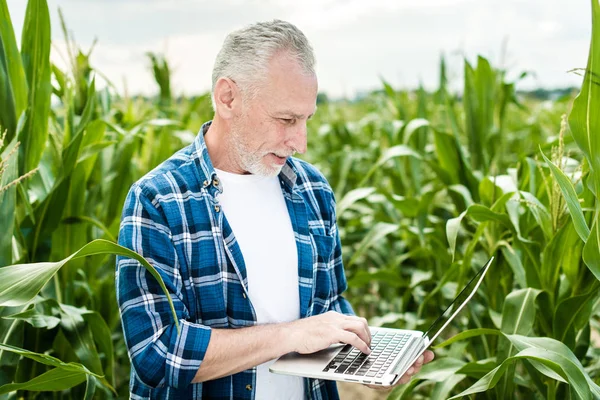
116, 121, 354, 399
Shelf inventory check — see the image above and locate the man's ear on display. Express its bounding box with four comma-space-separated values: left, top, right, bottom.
214, 77, 241, 120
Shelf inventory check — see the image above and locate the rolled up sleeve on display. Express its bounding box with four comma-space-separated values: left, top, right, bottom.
116, 184, 211, 389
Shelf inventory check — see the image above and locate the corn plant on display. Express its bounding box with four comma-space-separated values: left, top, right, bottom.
0, 0, 599, 398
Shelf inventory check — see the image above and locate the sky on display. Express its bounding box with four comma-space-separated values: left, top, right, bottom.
6, 0, 593, 98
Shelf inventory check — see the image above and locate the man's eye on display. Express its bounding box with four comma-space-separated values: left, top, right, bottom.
280, 118, 296, 125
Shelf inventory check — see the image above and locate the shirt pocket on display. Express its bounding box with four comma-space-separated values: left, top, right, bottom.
310, 233, 336, 264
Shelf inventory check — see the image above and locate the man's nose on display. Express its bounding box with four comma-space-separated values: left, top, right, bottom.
287, 123, 307, 154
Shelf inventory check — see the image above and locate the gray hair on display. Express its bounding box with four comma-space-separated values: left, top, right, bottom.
211, 20, 315, 109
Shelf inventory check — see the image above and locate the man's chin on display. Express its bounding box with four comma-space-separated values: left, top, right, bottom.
246, 163, 283, 177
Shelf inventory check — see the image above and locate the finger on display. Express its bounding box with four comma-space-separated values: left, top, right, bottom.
343, 315, 371, 344
410, 365, 422, 375
342, 320, 371, 348
413, 355, 424, 367
340, 330, 371, 354
423, 350, 435, 363
359, 317, 371, 343
398, 374, 411, 385
364, 384, 392, 390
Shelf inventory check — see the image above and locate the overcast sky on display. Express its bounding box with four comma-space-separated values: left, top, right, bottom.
6, 0, 593, 98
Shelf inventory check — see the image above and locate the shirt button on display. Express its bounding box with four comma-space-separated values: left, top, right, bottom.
242, 292, 247, 299
214, 205, 220, 212
245, 384, 252, 391
203, 180, 209, 187
213, 179, 220, 186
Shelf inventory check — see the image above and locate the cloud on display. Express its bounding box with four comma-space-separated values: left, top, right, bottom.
7, 0, 591, 98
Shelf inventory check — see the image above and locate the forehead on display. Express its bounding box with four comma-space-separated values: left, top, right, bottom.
258, 53, 318, 115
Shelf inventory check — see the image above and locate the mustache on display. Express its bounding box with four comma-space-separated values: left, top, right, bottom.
271, 149, 297, 158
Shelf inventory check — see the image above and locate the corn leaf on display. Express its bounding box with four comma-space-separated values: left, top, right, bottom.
3, 306, 61, 329
17, 0, 52, 174
0, 239, 180, 332
583, 216, 600, 281
59, 304, 103, 376
0, 342, 100, 376
541, 150, 590, 241
0, 0, 27, 142
336, 187, 376, 217
553, 288, 599, 348
447, 334, 599, 399
568, 0, 600, 198
497, 288, 543, 398
434, 328, 502, 349
348, 222, 398, 267
0, 367, 87, 394
0, 139, 18, 266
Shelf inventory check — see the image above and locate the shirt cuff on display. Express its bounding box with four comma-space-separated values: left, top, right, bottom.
165, 321, 212, 388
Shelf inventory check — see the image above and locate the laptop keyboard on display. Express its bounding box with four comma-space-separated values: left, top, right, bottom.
322, 331, 411, 379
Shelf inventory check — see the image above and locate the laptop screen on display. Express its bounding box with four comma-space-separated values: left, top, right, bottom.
421, 257, 494, 344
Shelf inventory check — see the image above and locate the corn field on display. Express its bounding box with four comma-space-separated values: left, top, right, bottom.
1, 0, 600, 399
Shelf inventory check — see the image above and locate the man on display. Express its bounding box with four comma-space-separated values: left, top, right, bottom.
116, 19, 433, 399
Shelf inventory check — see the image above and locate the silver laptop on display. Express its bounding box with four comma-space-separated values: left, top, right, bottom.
270, 257, 494, 386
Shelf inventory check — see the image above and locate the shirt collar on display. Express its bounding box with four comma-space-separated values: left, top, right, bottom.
194, 120, 298, 192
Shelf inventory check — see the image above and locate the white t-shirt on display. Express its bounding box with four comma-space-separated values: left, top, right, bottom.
215, 168, 304, 399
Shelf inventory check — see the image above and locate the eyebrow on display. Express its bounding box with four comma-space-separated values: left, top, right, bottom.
275, 107, 318, 120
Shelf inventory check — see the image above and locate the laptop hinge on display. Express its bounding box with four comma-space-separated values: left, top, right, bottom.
390, 337, 424, 375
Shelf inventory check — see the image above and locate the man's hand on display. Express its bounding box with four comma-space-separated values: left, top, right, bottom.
365, 350, 435, 390
286, 311, 372, 354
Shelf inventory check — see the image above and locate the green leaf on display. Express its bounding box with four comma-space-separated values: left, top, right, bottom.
360, 145, 422, 186
416, 357, 465, 381
446, 210, 466, 261
59, 305, 103, 376
500, 288, 542, 337
553, 286, 600, 347
336, 187, 376, 217
519, 191, 553, 241
498, 242, 527, 288
449, 347, 592, 400
81, 311, 114, 386
0, 139, 18, 266
434, 328, 501, 349
0, 342, 100, 376
433, 130, 461, 184
541, 150, 590, 242
506, 334, 600, 396
448, 184, 475, 209
447, 333, 600, 399
497, 288, 543, 398
568, 0, 600, 198
402, 118, 430, 145
0, 367, 86, 394
446, 203, 513, 261
0, 338, 117, 395
0, 0, 28, 142
463, 57, 495, 174
582, 215, 600, 281
348, 222, 398, 267
0, 239, 180, 332
61, 79, 96, 179
467, 204, 512, 227
456, 359, 497, 379
84, 374, 96, 400
347, 269, 404, 288
18, 0, 52, 173
3, 306, 60, 329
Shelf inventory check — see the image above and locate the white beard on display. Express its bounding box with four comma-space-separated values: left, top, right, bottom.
230, 124, 287, 177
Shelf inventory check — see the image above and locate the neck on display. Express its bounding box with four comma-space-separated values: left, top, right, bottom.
205, 116, 246, 174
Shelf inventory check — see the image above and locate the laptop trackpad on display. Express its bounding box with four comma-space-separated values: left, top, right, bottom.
271, 344, 345, 373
